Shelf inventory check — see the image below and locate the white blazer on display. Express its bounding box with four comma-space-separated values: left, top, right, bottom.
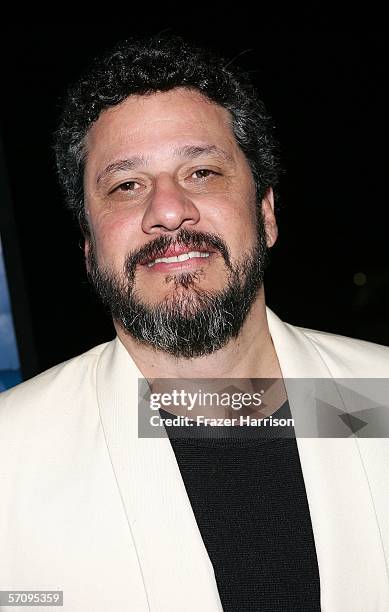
0, 306, 389, 611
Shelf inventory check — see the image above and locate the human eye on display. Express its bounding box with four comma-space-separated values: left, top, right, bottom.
115, 180, 142, 192
191, 168, 219, 180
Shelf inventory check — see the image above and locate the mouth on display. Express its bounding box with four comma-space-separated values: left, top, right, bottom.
140, 247, 216, 271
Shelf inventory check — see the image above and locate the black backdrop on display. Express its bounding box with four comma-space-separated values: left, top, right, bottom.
1, 25, 388, 376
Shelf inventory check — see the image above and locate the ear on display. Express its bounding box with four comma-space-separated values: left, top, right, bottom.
78, 208, 92, 273
83, 236, 91, 274
261, 187, 278, 247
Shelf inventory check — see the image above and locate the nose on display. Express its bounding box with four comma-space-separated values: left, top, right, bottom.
141, 173, 200, 234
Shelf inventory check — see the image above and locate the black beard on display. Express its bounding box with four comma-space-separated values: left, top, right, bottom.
86, 211, 269, 359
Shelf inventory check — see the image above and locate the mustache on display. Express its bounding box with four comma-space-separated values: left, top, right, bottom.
126, 228, 231, 271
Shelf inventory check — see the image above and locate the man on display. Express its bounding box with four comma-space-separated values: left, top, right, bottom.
0, 34, 388, 612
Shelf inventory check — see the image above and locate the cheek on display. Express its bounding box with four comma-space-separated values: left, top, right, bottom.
209, 193, 258, 239
91, 214, 138, 271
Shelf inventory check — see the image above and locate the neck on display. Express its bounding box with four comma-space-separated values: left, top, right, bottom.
113, 287, 283, 381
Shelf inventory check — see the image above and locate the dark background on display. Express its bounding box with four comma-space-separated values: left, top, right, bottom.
1, 25, 388, 378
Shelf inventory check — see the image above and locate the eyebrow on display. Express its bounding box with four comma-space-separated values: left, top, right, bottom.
96, 144, 234, 184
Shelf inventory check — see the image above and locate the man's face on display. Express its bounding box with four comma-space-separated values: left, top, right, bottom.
83, 87, 278, 357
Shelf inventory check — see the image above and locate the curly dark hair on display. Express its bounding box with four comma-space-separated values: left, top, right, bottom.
53, 33, 281, 236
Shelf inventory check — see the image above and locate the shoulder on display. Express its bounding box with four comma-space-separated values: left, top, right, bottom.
266, 306, 389, 377
295, 324, 389, 377
0, 340, 112, 420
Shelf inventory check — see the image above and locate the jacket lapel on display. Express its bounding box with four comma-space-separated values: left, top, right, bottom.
266, 307, 389, 610
96, 336, 224, 612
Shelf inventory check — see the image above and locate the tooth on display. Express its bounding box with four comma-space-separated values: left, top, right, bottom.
161, 256, 178, 263
147, 251, 211, 267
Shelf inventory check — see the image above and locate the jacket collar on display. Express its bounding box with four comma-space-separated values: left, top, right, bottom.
96, 306, 389, 610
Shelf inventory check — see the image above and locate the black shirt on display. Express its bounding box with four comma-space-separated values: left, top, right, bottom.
160, 401, 321, 611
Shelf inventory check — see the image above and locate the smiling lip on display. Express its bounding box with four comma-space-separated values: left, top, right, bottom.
145, 253, 215, 272
141, 246, 216, 267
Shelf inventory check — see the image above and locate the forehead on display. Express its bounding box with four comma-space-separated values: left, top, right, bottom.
84, 87, 239, 163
